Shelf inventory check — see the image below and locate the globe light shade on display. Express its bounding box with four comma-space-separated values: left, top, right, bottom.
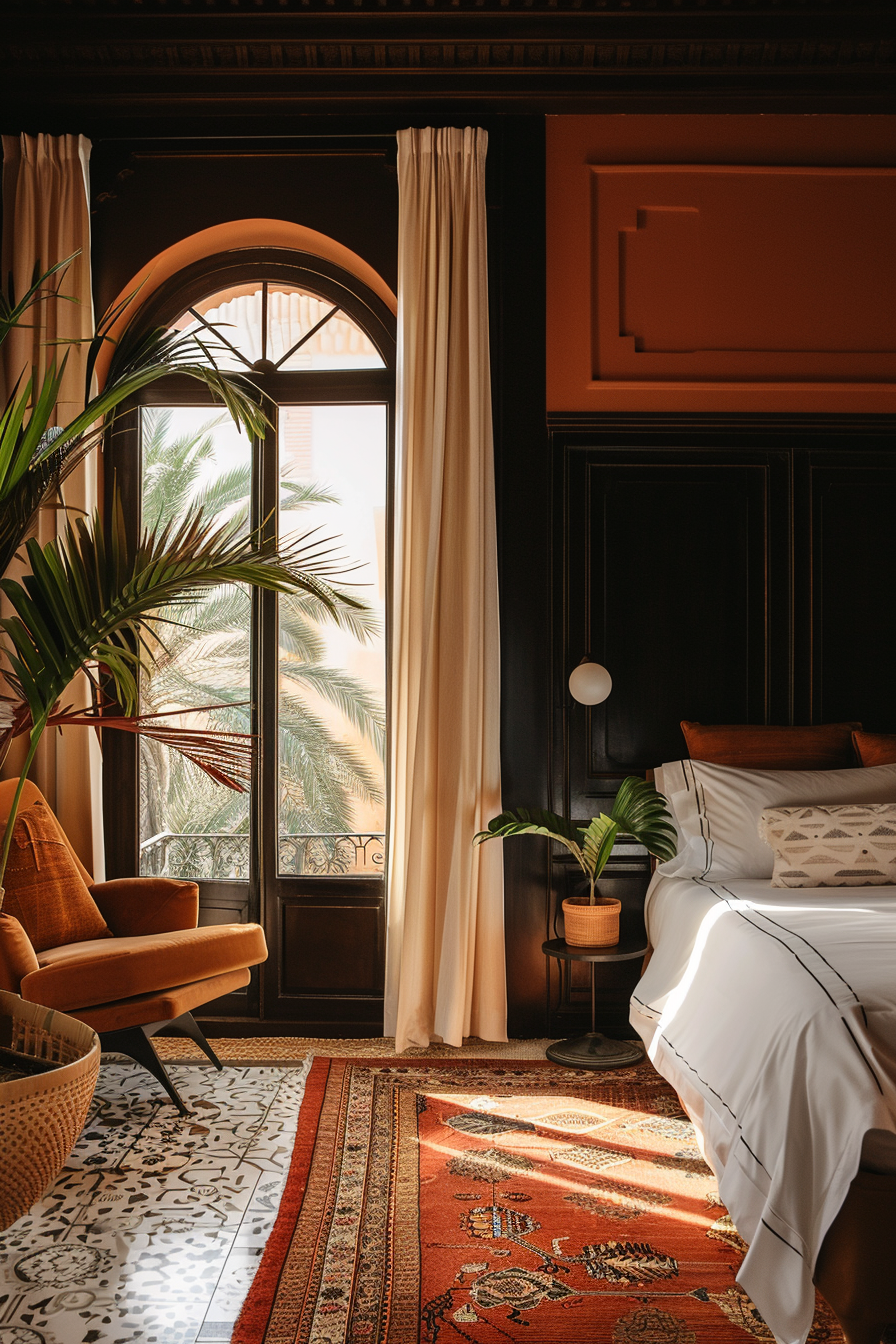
568, 659, 612, 705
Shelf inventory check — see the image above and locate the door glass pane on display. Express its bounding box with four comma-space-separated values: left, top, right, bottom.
138, 407, 252, 880
277, 404, 387, 877
171, 284, 385, 372
269, 289, 385, 371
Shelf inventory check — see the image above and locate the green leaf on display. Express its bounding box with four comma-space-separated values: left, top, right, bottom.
0, 254, 79, 347
472, 782, 678, 890
609, 777, 678, 864
473, 807, 588, 874
581, 814, 619, 881
0, 484, 363, 726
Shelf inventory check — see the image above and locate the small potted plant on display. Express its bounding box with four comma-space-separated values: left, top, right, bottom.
474, 777, 676, 946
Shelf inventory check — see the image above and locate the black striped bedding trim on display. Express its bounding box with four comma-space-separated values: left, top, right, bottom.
695, 879, 882, 1093
760, 1218, 804, 1259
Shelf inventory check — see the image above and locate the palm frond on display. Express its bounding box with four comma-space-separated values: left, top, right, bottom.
0, 255, 79, 346
142, 413, 224, 526
0, 488, 360, 727
140, 740, 250, 837
0, 426, 88, 578
0, 265, 272, 586
609, 777, 678, 863
473, 807, 587, 872
276, 605, 327, 663
193, 470, 251, 528
278, 691, 384, 809
50, 704, 254, 791
0, 360, 68, 504
80, 317, 270, 450
283, 588, 381, 643
279, 661, 386, 757
473, 783, 677, 896
280, 479, 340, 509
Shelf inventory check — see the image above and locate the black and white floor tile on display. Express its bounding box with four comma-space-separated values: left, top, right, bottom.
0, 1057, 309, 1344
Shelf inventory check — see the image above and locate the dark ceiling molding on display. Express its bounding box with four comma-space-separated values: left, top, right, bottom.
1, 2, 892, 115
0, 0, 890, 11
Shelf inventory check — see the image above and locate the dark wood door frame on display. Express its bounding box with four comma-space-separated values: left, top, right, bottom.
102, 255, 396, 1032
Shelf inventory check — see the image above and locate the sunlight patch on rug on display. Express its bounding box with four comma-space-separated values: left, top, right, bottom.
234, 1058, 843, 1344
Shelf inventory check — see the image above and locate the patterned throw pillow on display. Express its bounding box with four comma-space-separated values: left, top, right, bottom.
759, 803, 896, 888
1, 800, 111, 951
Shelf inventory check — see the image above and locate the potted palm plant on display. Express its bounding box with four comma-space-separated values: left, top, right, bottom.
0, 261, 364, 1225
474, 777, 676, 946
0, 259, 362, 891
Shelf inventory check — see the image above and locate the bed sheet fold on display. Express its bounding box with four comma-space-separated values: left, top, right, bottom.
631, 872, 896, 1344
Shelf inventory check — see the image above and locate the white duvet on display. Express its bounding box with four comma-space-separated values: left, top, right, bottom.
631, 872, 896, 1344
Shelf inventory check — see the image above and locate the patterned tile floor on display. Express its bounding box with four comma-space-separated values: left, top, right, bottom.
0, 1058, 310, 1344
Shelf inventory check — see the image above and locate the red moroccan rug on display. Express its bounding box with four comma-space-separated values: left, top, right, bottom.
233, 1057, 842, 1343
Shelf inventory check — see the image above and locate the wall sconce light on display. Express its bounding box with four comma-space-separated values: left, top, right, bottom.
568, 656, 612, 706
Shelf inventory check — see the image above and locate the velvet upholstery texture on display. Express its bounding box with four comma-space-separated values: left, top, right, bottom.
58, 969, 252, 1034
0, 800, 111, 952
853, 731, 896, 768
680, 720, 862, 770
0, 778, 268, 1042
22, 923, 268, 1013
0, 913, 40, 992
89, 877, 199, 936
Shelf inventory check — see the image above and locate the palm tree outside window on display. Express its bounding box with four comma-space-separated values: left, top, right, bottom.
104, 253, 394, 991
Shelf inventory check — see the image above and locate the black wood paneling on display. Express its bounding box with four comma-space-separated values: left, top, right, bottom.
281, 902, 384, 998
565, 448, 790, 816
491, 119, 552, 1040
796, 449, 896, 731
543, 413, 896, 1036
553, 415, 896, 823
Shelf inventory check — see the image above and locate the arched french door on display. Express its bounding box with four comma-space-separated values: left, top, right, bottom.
104, 249, 395, 1029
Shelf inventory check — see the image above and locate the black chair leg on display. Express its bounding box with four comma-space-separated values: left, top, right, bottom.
99, 1025, 190, 1116
162, 1011, 224, 1071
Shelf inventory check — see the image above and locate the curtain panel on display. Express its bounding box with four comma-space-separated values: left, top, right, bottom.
0, 133, 104, 877
385, 126, 506, 1052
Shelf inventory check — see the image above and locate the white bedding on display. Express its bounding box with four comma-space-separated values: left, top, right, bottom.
631, 871, 896, 1344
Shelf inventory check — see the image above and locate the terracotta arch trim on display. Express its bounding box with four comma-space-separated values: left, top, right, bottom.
97, 218, 397, 387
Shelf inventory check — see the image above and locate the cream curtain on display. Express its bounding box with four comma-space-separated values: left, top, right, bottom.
0, 133, 104, 877
384, 126, 506, 1052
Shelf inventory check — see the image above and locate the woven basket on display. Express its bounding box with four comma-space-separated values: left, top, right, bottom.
0, 990, 100, 1231
561, 895, 621, 948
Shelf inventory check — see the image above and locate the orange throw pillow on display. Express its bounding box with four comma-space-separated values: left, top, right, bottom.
1, 800, 111, 953
680, 721, 862, 771
853, 731, 896, 768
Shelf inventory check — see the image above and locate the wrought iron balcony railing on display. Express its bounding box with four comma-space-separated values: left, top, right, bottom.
139, 831, 385, 880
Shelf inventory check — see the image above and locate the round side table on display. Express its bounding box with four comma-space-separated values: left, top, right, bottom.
542, 934, 649, 1069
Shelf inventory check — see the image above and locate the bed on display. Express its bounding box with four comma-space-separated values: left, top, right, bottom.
630, 745, 896, 1344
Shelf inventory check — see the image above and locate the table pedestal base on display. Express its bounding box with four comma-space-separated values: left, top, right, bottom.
545, 1031, 643, 1069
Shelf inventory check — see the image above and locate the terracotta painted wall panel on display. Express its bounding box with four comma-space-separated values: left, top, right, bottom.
547, 116, 896, 412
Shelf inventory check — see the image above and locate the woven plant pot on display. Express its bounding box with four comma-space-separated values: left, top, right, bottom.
562, 895, 621, 948
0, 990, 100, 1231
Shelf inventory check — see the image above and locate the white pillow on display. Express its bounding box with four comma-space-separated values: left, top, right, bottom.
656, 758, 896, 881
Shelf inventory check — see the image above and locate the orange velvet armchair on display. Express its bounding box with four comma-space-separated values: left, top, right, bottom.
0, 779, 267, 1114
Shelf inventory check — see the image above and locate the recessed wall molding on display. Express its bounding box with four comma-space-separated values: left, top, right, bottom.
596, 165, 896, 383
548, 119, 896, 413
